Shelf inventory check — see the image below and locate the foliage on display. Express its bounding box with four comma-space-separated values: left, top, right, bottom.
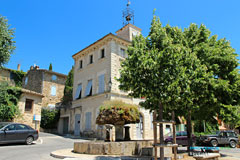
118, 15, 240, 127
0, 15, 15, 67
10, 69, 26, 87
194, 120, 219, 133
96, 100, 140, 125
0, 82, 22, 121
49, 63, 52, 71
40, 108, 60, 129
62, 66, 74, 104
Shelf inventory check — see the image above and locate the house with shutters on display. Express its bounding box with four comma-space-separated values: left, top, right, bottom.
58, 23, 173, 139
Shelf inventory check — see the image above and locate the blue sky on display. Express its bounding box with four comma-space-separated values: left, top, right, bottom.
1, 0, 239, 74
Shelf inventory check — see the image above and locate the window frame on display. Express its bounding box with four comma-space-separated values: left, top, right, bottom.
98, 74, 105, 94
25, 99, 34, 113
51, 85, 57, 96
79, 60, 83, 69
74, 84, 82, 100
52, 75, 57, 81
89, 55, 93, 64
101, 49, 105, 58
85, 80, 93, 97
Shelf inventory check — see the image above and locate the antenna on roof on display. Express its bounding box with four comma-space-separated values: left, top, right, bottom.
122, 0, 134, 26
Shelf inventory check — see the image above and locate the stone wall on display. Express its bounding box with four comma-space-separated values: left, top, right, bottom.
0, 69, 11, 82
42, 72, 66, 107
15, 92, 42, 130
23, 70, 43, 93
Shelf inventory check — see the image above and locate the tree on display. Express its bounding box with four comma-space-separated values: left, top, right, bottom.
0, 82, 22, 121
0, 15, 15, 67
118, 15, 240, 156
40, 108, 60, 129
62, 66, 74, 104
49, 63, 53, 71
96, 100, 140, 125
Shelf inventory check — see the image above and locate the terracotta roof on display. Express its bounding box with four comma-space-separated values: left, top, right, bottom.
21, 88, 44, 97
72, 33, 131, 59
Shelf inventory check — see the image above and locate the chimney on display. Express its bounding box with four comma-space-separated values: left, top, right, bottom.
17, 64, 21, 71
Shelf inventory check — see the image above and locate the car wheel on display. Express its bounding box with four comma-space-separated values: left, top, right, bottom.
229, 140, 237, 148
25, 136, 34, 145
210, 139, 218, 147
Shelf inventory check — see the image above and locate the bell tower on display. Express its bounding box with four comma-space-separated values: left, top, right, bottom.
122, 0, 134, 26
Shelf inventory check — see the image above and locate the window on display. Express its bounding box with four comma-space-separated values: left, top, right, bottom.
101, 49, 105, 58
51, 86, 56, 96
25, 99, 33, 112
74, 84, 82, 100
79, 60, 83, 69
89, 55, 93, 64
5, 124, 15, 131
85, 112, 92, 130
85, 80, 92, 97
227, 132, 237, 137
98, 74, 105, 93
120, 48, 126, 58
25, 77, 28, 85
52, 75, 57, 81
16, 124, 28, 130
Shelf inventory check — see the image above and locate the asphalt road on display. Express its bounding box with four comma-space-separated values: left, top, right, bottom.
1, 133, 240, 160
0, 132, 87, 160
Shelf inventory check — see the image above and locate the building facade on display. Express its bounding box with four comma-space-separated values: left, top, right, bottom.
62, 24, 173, 139
23, 67, 67, 108
0, 68, 43, 129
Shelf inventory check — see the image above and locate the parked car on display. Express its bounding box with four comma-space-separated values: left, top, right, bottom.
164, 131, 196, 146
0, 122, 39, 145
199, 130, 239, 148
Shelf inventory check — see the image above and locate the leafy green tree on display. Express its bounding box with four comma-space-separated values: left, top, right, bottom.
49, 63, 53, 71
0, 15, 15, 67
118, 15, 240, 155
0, 82, 22, 121
40, 108, 60, 129
62, 66, 74, 104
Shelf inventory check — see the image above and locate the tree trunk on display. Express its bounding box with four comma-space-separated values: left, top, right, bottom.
159, 102, 164, 160
187, 110, 193, 154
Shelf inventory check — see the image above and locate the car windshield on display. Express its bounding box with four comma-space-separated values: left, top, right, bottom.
0, 123, 8, 129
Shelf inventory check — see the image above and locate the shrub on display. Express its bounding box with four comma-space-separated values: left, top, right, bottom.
40, 108, 60, 129
96, 100, 140, 125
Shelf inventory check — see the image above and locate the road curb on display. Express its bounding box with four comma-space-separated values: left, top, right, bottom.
50, 149, 75, 159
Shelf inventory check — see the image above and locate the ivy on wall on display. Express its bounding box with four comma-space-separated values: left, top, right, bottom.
10, 70, 26, 87
0, 82, 22, 121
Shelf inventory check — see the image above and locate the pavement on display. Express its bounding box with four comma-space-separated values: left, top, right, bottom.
50, 148, 240, 160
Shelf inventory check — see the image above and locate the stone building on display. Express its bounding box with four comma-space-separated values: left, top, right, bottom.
60, 24, 173, 139
23, 66, 67, 108
0, 68, 16, 86
14, 88, 43, 130
0, 67, 43, 129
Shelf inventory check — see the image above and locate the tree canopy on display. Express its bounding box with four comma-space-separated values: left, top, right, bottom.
118, 15, 240, 131
49, 63, 53, 71
96, 100, 140, 125
0, 15, 15, 67
62, 66, 74, 104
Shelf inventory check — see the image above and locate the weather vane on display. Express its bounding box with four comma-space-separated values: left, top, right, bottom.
122, 0, 134, 26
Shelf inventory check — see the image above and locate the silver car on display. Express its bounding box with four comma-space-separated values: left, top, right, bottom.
0, 122, 39, 145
